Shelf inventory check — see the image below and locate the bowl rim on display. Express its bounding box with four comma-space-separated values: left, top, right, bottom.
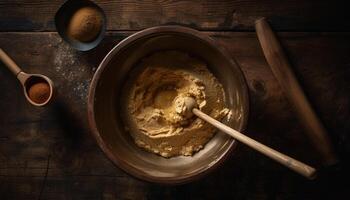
87, 25, 249, 184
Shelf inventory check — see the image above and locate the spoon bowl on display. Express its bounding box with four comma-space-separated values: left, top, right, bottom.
18, 72, 54, 106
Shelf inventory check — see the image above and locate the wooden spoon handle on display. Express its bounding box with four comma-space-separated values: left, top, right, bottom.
255, 18, 337, 166
0, 48, 22, 76
193, 108, 316, 179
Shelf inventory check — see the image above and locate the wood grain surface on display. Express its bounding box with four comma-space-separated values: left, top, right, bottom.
1, 32, 350, 199
0, 0, 349, 31
1, 0, 350, 199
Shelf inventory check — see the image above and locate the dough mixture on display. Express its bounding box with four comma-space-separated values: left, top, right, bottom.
123, 51, 229, 158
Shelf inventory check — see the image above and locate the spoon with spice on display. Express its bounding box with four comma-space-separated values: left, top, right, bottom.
0, 48, 53, 106
177, 96, 316, 179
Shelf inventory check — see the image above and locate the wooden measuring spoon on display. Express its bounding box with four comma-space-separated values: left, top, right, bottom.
0, 48, 54, 106
178, 96, 316, 179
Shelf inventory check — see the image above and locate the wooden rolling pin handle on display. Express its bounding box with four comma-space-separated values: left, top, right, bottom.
0, 48, 22, 76
193, 108, 316, 179
255, 18, 337, 166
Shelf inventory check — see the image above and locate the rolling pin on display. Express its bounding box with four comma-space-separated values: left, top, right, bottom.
255, 18, 338, 166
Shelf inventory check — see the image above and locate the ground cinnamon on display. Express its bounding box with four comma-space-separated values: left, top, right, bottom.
66, 7, 103, 42
28, 82, 50, 104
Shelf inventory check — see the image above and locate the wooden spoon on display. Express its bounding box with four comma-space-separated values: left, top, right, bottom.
181, 96, 316, 179
0, 48, 54, 106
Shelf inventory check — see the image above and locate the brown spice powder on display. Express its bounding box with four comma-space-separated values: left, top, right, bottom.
28, 82, 50, 104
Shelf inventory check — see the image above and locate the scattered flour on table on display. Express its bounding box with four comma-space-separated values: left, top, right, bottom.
53, 37, 92, 102
53, 40, 84, 81
73, 79, 91, 101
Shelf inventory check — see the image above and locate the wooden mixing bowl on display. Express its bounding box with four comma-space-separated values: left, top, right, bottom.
87, 26, 249, 184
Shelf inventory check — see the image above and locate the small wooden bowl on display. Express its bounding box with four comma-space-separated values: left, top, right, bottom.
55, 0, 106, 51
88, 26, 249, 184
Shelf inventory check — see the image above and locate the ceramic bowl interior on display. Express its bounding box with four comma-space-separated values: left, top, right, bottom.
88, 26, 249, 184
55, 0, 106, 51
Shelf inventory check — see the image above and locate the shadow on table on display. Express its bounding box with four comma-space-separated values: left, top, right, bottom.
48, 95, 96, 173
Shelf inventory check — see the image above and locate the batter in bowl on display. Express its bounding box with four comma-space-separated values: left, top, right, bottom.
123, 51, 229, 158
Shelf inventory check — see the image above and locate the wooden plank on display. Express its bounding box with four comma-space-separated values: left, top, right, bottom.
0, 32, 350, 199
0, 0, 349, 31
0, 176, 148, 199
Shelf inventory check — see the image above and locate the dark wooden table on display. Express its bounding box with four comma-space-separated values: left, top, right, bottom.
1, 1, 350, 199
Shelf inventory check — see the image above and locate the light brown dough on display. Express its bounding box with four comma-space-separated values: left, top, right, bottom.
124, 51, 229, 158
